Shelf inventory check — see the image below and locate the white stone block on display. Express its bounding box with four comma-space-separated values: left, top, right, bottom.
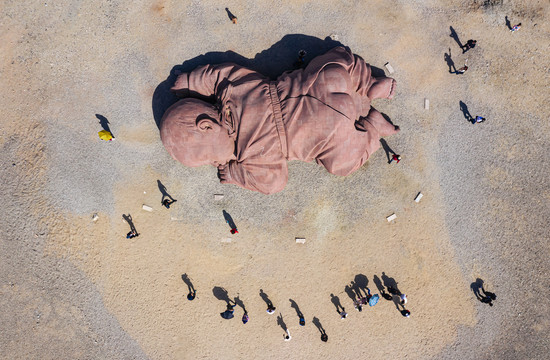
415, 192, 423, 203
221, 238, 232, 243
386, 213, 397, 222
295, 238, 306, 244
385, 62, 395, 74
214, 194, 224, 201
424, 98, 429, 110
142, 204, 153, 212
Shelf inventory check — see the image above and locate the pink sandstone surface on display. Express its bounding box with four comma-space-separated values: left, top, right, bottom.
161, 46, 399, 194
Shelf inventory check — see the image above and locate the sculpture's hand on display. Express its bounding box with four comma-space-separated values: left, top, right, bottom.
218, 164, 232, 183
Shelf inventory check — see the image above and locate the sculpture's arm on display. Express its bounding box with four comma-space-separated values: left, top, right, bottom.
171, 63, 253, 98
218, 158, 288, 195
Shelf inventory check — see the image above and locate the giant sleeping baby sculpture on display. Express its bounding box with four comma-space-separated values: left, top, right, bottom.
160, 46, 400, 194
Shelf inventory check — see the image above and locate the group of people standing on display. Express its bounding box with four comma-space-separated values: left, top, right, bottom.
181, 273, 411, 342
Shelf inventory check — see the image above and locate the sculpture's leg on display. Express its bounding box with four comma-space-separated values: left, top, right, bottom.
367, 77, 396, 100
365, 107, 400, 137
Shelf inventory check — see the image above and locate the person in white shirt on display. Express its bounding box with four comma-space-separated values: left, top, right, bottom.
284, 329, 291, 341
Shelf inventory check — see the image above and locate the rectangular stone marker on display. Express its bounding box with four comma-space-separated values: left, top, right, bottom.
386, 213, 397, 222
415, 192, 423, 203
214, 194, 224, 201
142, 204, 153, 212
424, 98, 429, 110
221, 238, 232, 243
385, 62, 395, 74
295, 238, 306, 244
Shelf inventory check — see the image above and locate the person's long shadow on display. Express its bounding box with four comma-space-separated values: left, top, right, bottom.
152, 34, 395, 129
181, 273, 195, 294
505, 16, 512, 30
381, 272, 400, 294
470, 278, 485, 301
380, 139, 397, 164
312, 317, 326, 335
350, 281, 363, 299
259, 289, 274, 308
122, 214, 137, 234
354, 274, 369, 295
233, 295, 247, 314
223, 210, 237, 231
157, 180, 176, 204
213, 286, 233, 305
449, 26, 463, 49
330, 293, 345, 314
96, 114, 113, 136
289, 299, 304, 320
225, 7, 237, 22
392, 293, 404, 311
374, 275, 393, 301
276, 313, 288, 332
344, 284, 357, 302
444, 48, 457, 74
459, 101, 474, 123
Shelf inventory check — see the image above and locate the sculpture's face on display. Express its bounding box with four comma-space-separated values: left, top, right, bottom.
160, 99, 236, 167
183, 118, 236, 167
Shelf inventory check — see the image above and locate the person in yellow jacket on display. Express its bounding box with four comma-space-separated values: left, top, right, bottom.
98, 130, 114, 141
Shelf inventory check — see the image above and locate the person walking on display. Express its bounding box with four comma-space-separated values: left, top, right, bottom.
389, 154, 401, 164
456, 64, 468, 74
162, 198, 177, 209
400, 293, 407, 305
284, 329, 292, 341
98, 130, 114, 141
220, 303, 235, 319
242, 312, 249, 324
126, 230, 138, 239
510, 23, 521, 32
480, 286, 496, 306
299, 316, 305, 326
474, 116, 486, 124
354, 298, 363, 312
267, 304, 276, 314
340, 310, 347, 320
321, 333, 328, 342
187, 290, 196, 301
462, 39, 477, 53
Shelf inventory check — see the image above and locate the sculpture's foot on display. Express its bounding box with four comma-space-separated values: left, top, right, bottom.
363, 107, 400, 137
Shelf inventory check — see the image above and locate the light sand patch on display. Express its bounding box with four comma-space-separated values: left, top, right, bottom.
44, 160, 476, 359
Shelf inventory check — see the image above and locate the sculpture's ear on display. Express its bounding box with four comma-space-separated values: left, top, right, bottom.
197, 118, 216, 132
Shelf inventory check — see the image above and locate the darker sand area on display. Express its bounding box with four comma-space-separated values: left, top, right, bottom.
1, 0, 549, 359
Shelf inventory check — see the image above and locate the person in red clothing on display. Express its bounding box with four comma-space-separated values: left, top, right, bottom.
389, 154, 401, 164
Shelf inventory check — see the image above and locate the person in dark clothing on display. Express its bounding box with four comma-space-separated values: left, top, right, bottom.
126, 230, 139, 239
162, 198, 177, 209
462, 39, 477, 53
479, 286, 496, 306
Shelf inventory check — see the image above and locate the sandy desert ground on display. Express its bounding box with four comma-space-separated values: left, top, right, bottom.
1, 0, 549, 359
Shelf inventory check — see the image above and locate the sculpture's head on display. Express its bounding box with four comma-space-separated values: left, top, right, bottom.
160, 98, 236, 167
